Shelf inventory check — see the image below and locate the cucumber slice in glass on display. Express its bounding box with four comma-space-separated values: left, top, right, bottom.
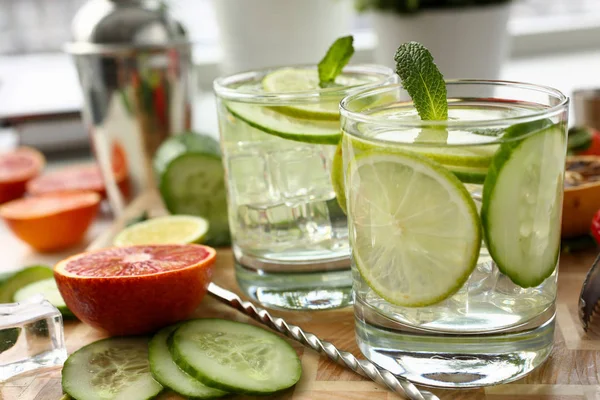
62, 337, 163, 400
226, 102, 341, 145
482, 120, 566, 288
149, 324, 227, 399
169, 319, 301, 395
13, 278, 75, 318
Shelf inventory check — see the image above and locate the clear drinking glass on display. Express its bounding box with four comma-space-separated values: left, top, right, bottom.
340, 81, 569, 387
214, 65, 396, 310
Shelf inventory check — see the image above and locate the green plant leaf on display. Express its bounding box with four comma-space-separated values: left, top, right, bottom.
394, 41, 447, 121
318, 36, 355, 88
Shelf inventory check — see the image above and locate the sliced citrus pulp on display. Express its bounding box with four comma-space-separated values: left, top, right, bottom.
54, 244, 216, 335
348, 150, 481, 307
262, 68, 367, 121
0, 147, 45, 204
331, 141, 347, 214
114, 215, 209, 246
0, 191, 100, 252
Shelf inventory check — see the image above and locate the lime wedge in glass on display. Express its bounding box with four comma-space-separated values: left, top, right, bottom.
113, 215, 209, 246
348, 150, 481, 307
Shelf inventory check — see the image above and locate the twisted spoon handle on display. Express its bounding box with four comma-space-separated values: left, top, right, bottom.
208, 283, 440, 400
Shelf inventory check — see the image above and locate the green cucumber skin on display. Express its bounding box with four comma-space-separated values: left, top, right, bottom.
149, 324, 227, 399
154, 133, 231, 247
0, 266, 53, 303
481, 120, 565, 288
168, 318, 301, 396
12, 278, 76, 319
62, 337, 163, 400
226, 105, 341, 146
167, 328, 240, 394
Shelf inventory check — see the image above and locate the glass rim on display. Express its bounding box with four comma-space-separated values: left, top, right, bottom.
212, 64, 397, 103
340, 80, 569, 130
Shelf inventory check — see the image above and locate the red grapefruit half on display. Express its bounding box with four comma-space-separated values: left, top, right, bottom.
54, 244, 216, 335
0, 191, 100, 252
0, 147, 45, 204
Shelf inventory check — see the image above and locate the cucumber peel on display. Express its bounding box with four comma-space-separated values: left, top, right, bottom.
0, 265, 53, 303
149, 324, 227, 399
154, 133, 231, 247
168, 319, 302, 395
482, 120, 566, 288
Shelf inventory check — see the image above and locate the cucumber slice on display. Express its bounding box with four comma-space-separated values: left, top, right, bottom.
62, 337, 163, 400
225, 102, 341, 145
154, 133, 231, 247
13, 278, 75, 319
149, 324, 227, 399
482, 120, 566, 288
0, 265, 53, 303
169, 319, 301, 395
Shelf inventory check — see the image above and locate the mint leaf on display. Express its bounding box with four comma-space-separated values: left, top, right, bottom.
318, 36, 355, 88
394, 42, 448, 121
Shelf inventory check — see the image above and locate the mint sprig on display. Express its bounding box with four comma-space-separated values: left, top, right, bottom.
318, 36, 355, 88
394, 42, 448, 121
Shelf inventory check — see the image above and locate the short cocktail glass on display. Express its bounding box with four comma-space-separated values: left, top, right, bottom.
214, 65, 396, 310
340, 81, 569, 387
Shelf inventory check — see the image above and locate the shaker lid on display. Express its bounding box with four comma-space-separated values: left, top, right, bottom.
66, 0, 189, 54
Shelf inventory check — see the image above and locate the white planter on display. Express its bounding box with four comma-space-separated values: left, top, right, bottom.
213, 0, 353, 74
372, 4, 511, 79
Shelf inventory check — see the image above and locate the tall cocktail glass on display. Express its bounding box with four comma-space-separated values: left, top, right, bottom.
340, 81, 569, 387
214, 65, 396, 310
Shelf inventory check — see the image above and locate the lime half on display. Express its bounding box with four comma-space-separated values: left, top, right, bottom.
348, 150, 481, 307
114, 215, 209, 246
262, 68, 366, 121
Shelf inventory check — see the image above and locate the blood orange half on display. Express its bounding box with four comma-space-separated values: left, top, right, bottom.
0, 191, 100, 252
54, 244, 216, 335
0, 147, 45, 204
26, 163, 129, 199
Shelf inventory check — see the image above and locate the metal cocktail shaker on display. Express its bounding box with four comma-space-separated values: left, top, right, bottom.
65, 0, 193, 215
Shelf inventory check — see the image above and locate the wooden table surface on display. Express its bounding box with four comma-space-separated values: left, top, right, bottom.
1, 217, 600, 400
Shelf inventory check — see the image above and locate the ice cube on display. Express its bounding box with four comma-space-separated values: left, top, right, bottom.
227, 154, 278, 205
0, 295, 66, 382
269, 146, 334, 203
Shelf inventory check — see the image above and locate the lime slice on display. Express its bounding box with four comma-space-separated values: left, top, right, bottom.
331, 141, 347, 214
348, 150, 481, 307
13, 278, 75, 318
226, 102, 340, 145
113, 215, 209, 246
262, 68, 366, 121
360, 109, 498, 168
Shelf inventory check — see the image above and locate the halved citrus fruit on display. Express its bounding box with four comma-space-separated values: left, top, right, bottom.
26, 162, 129, 199
0, 147, 45, 204
0, 191, 100, 252
54, 244, 216, 335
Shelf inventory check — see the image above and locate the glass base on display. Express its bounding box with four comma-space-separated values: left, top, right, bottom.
355, 298, 555, 388
234, 256, 353, 311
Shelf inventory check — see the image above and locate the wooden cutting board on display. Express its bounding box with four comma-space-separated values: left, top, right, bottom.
1, 194, 599, 399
